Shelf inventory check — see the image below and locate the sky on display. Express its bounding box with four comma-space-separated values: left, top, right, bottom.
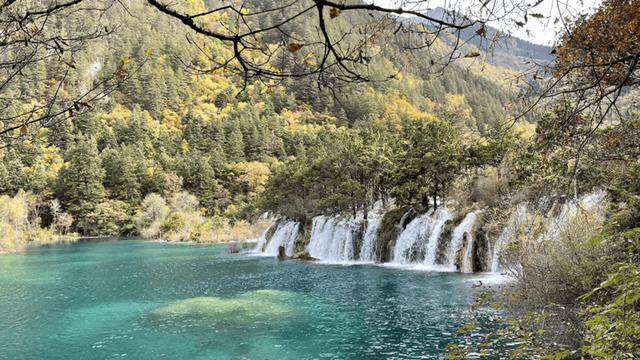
370, 0, 602, 46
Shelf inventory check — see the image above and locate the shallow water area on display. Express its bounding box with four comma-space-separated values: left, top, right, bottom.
0, 240, 493, 359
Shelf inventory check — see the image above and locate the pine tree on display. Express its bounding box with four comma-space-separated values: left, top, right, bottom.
180, 153, 220, 214
225, 122, 245, 162
102, 147, 141, 205
55, 136, 105, 233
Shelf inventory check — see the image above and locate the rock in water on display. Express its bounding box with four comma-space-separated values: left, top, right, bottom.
149, 290, 297, 327
277, 245, 287, 260
228, 243, 240, 254
293, 251, 317, 261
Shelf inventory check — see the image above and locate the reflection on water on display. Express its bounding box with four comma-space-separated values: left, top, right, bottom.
0, 240, 490, 359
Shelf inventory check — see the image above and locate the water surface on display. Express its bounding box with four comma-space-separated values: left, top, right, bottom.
0, 240, 488, 359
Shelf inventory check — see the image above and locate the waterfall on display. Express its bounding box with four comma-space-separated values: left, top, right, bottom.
252, 223, 275, 253
490, 190, 607, 272
541, 190, 607, 242
392, 210, 432, 264
541, 201, 578, 242
447, 212, 477, 272
392, 208, 452, 265
423, 209, 453, 265
461, 232, 475, 274
491, 203, 528, 273
262, 221, 300, 257
581, 190, 606, 209
358, 203, 385, 262
359, 217, 382, 262
307, 216, 361, 262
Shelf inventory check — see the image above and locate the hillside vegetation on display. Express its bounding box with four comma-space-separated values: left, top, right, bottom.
0, 0, 522, 247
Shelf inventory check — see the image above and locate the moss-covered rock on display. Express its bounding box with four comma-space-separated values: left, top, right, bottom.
375, 207, 414, 263
294, 218, 312, 254
436, 219, 456, 265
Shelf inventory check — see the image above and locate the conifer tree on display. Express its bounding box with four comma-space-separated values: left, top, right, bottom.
102, 147, 142, 205
55, 136, 105, 233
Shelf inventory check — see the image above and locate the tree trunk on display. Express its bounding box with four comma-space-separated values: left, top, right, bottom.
421, 193, 430, 210
433, 182, 438, 210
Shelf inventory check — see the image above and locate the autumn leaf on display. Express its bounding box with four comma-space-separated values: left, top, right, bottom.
20, 125, 28, 135
329, 8, 342, 19
464, 52, 481, 58
304, 53, 317, 66
529, 13, 544, 19
287, 43, 304, 53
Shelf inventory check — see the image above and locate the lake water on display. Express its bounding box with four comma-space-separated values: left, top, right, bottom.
0, 240, 493, 359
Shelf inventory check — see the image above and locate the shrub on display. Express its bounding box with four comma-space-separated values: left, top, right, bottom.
161, 213, 186, 234
83, 200, 131, 236
0, 191, 77, 252
580, 262, 640, 359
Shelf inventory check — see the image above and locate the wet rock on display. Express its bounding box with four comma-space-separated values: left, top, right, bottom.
293, 251, 317, 261
228, 243, 241, 254
277, 245, 287, 260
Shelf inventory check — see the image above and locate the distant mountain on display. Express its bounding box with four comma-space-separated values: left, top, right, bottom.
410, 7, 554, 70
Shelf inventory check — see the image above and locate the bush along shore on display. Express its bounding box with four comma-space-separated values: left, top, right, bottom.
0, 191, 79, 254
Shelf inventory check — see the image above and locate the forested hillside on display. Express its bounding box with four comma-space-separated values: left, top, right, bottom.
0, 0, 525, 246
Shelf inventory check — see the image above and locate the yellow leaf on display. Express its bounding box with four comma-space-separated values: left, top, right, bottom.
145, 48, 153, 57
287, 43, 304, 53
329, 8, 342, 19
304, 53, 317, 66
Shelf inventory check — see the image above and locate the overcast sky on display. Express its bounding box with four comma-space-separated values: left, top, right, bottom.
370, 0, 602, 46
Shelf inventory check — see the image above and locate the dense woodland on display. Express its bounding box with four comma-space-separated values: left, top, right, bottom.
0, 0, 638, 358
0, 0, 517, 245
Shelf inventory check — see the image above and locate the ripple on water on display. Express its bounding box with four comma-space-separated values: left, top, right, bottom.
56, 301, 158, 342
0, 240, 493, 359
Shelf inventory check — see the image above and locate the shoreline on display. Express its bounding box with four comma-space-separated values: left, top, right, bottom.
0, 234, 80, 255
1, 236, 260, 256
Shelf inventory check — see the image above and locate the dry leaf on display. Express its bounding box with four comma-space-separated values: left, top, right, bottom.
287, 43, 304, 53
329, 8, 342, 19
475, 24, 486, 37
464, 52, 481, 58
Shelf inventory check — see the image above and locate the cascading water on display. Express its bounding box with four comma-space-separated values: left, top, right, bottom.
423, 209, 453, 265
491, 203, 528, 273
359, 217, 381, 262
447, 212, 478, 272
541, 190, 607, 242
392, 210, 433, 264
262, 221, 300, 256
392, 208, 452, 265
307, 216, 361, 262
490, 190, 607, 273
252, 222, 275, 253
541, 201, 578, 242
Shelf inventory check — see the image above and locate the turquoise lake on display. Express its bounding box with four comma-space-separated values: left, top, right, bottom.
0, 240, 494, 359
